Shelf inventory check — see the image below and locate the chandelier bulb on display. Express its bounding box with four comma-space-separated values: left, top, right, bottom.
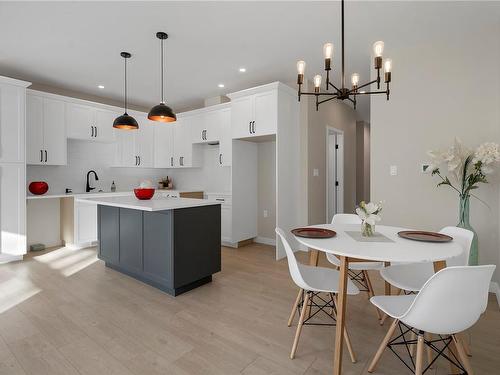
313, 75, 322, 93
384, 58, 392, 73
351, 73, 360, 87
323, 43, 334, 59
373, 41, 384, 57
297, 60, 306, 75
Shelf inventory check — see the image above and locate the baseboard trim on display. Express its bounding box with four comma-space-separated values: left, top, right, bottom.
489, 282, 500, 308
254, 236, 276, 246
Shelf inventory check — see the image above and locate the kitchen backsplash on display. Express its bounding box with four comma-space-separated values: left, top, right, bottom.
27, 140, 231, 194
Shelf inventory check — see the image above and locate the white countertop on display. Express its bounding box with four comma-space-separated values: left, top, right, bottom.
76, 196, 221, 211
26, 191, 133, 200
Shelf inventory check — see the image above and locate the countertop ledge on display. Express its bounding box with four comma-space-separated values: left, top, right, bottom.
27, 191, 133, 200
76, 196, 221, 211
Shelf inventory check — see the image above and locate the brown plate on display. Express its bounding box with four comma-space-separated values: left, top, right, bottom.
291, 228, 337, 239
398, 231, 453, 243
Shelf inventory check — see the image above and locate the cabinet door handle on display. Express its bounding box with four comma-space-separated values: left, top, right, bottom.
219, 153, 222, 165
138, 156, 141, 166
40, 150, 43, 162
91, 126, 94, 137
252, 121, 256, 134
44, 150, 48, 163
95, 126, 98, 138
215, 198, 225, 202
170, 156, 173, 167
249, 121, 252, 134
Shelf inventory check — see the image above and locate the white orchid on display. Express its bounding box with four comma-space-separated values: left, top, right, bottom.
473, 142, 500, 165
356, 201, 382, 226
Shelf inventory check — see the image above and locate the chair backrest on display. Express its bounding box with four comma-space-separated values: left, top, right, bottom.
331, 214, 362, 225
275, 227, 310, 291
439, 226, 474, 267
401, 265, 495, 335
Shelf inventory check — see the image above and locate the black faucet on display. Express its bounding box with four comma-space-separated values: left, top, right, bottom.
86, 170, 99, 192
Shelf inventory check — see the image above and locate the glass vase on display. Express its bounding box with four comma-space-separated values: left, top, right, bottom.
361, 221, 375, 237
457, 194, 478, 265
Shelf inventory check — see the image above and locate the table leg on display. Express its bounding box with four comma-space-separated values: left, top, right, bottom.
309, 248, 320, 266
384, 262, 391, 296
433, 260, 460, 374
333, 256, 349, 375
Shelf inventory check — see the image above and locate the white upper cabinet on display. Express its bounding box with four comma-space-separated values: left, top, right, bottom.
191, 110, 222, 144
66, 102, 116, 142
154, 123, 174, 168
218, 108, 232, 167
228, 83, 281, 139
0, 82, 27, 163
114, 114, 155, 168
26, 92, 67, 165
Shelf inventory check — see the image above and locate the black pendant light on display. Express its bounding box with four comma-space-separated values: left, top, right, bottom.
113, 52, 139, 130
148, 32, 176, 123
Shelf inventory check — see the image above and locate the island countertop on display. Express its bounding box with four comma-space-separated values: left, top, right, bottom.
77, 195, 221, 211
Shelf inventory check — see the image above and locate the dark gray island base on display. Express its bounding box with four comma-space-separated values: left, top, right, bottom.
97, 204, 221, 296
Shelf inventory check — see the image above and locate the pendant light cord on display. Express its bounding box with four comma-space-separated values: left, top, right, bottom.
161, 38, 164, 104
124, 57, 128, 113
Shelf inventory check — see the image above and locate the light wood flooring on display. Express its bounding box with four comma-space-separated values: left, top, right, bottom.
0, 243, 499, 375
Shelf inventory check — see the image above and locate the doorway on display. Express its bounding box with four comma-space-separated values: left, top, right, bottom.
326, 127, 344, 223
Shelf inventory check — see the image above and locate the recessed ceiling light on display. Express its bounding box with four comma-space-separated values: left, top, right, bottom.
239, 67, 246, 73
98, 85, 105, 89
218, 83, 225, 88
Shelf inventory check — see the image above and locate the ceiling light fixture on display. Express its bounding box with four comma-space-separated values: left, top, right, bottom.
113, 52, 139, 130
148, 32, 176, 123
98, 85, 105, 89
296, 0, 393, 111
239, 67, 246, 73
218, 83, 225, 88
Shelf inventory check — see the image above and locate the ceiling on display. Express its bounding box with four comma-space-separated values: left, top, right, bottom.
1, 1, 496, 122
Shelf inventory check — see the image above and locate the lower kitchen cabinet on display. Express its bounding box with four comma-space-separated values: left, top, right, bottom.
61, 197, 99, 248
207, 193, 232, 245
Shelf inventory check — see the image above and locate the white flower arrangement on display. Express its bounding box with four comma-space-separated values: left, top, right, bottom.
426, 138, 500, 198
356, 201, 382, 236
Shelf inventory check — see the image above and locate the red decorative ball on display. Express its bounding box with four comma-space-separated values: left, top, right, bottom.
29, 181, 49, 195
134, 188, 155, 200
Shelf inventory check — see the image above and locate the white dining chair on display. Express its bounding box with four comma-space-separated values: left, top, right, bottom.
326, 214, 385, 321
380, 226, 474, 293
276, 227, 360, 361
368, 265, 495, 375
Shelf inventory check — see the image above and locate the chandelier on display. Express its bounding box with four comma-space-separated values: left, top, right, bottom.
296, 0, 392, 110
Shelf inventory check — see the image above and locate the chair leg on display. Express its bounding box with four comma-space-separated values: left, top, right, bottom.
453, 334, 475, 375
290, 291, 310, 359
368, 318, 399, 373
458, 332, 472, 357
425, 332, 433, 369
409, 331, 417, 358
363, 270, 383, 321
288, 289, 303, 327
415, 333, 425, 375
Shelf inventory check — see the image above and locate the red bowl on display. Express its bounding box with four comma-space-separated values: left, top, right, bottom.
29, 181, 49, 195
134, 188, 155, 200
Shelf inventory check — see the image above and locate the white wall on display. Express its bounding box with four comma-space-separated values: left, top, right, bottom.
27, 140, 231, 194
257, 141, 276, 241
370, 2, 500, 282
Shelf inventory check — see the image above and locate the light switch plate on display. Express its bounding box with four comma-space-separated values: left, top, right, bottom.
313, 168, 319, 177
390, 165, 398, 176
263, 210, 268, 218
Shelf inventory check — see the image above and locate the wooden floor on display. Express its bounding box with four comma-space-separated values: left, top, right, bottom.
0, 243, 499, 375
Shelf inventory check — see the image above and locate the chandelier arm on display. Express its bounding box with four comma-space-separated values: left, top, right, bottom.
318, 95, 340, 105
346, 97, 356, 104
301, 91, 339, 97
353, 90, 388, 95
328, 81, 342, 93
347, 79, 378, 94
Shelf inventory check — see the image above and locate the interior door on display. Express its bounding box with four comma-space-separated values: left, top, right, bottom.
231, 96, 253, 139
26, 94, 44, 164
253, 90, 277, 136
43, 97, 66, 165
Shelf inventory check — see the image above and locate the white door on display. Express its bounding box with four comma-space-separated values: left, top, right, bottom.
0, 163, 26, 256
43, 97, 67, 165
26, 94, 44, 165
94, 109, 117, 143
75, 201, 97, 244
66, 102, 94, 140
115, 129, 137, 167
231, 96, 253, 139
136, 119, 155, 168
154, 123, 174, 168
218, 109, 232, 167
0, 84, 25, 163
253, 90, 277, 136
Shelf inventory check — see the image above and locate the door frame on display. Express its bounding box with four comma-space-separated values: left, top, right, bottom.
326, 126, 344, 223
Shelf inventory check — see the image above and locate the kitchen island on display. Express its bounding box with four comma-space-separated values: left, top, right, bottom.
77, 195, 221, 296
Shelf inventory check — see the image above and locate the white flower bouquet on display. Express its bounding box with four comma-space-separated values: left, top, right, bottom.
356, 201, 382, 237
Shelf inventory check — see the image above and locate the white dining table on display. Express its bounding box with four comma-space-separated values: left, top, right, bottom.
293, 223, 463, 375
